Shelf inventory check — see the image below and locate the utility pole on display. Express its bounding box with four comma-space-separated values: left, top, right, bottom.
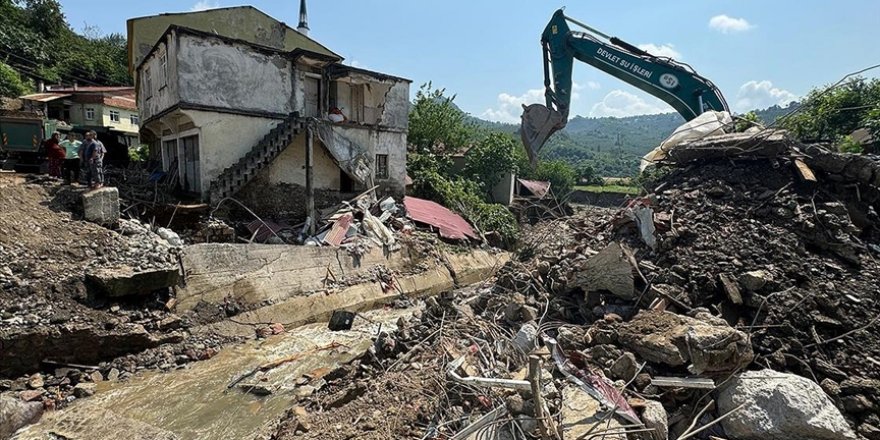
305, 124, 316, 235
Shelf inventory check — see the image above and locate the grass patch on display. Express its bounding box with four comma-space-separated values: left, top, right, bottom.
575, 184, 641, 195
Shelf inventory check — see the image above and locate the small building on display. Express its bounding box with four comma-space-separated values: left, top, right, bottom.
128, 5, 410, 216
20, 86, 140, 147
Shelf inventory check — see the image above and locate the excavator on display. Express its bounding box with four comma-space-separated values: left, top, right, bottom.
521, 9, 730, 164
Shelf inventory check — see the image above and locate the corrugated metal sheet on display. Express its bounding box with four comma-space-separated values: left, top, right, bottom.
323, 213, 353, 246
246, 220, 283, 242
20, 93, 71, 103
403, 196, 477, 241
517, 178, 551, 199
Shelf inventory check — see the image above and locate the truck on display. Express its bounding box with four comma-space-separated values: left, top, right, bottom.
0, 109, 62, 172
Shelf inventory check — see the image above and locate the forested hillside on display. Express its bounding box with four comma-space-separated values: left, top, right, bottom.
471, 103, 797, 177
0, 0, 130, 97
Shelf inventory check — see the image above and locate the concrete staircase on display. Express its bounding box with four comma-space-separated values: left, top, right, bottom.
209, 113, 305, 202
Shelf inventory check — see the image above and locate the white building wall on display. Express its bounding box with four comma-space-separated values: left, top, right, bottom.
177, 34, 294, 116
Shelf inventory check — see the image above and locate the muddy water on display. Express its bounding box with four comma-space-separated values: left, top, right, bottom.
15, 308, 412, 440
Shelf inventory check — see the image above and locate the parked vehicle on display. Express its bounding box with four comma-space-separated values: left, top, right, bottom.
0, 110, 64, 172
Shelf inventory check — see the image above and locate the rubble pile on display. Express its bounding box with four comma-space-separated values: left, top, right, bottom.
272, 136, 880, 439
0, 176, 200, 409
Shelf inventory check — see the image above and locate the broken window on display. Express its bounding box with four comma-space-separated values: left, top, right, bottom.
159, 52, 168, 88
144, 67, 152, 99
375, 154, 389, 179
305, 76, 320, 118
109, 110, 120, 123
85, 108, 95, 120
130, 114, 139, 125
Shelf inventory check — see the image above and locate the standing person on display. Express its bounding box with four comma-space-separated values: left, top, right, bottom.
83, 131, 106, 189
60, 133, 81, 185
44, 132, 65, 178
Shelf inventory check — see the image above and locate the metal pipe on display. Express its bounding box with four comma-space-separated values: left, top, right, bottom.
564, 14, 611, 40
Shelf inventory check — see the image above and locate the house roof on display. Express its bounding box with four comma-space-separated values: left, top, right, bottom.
20, 93, 71, 103
48, 86, 135, 94
126, 5, 340, 72
328, 64, 412, 84
136, 25, 343, 72
517, 178, 551, 199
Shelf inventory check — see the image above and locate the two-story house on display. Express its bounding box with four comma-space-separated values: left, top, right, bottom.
128, 5, 410, 217
21, 86, 140, 148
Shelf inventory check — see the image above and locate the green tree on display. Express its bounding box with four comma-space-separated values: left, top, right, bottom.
0, 61, 30, 97
735, 111, 761, 132
408, 82, 474, 153
463, 132, 519, 198
575, 162, 602, 185
533, 160, 577, 196
779, 77, 880, 141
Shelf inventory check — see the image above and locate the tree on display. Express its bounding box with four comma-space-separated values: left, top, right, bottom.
779, 77, 880, 142
575, 162, 602, 185
0, 61, 30, 97
533, 160, 577, 196
463, 132, 519, 198
408, 82, 474, 153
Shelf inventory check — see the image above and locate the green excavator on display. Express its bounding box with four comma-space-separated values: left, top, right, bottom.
521, 9, 730, 164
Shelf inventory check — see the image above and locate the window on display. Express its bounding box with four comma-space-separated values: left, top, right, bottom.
144, 67, 152, 99
375, 154, 389, 179
85, 108, 95, 120
159, 53, 168, 88
130, 114, 140, 125
109, 110, 120, 123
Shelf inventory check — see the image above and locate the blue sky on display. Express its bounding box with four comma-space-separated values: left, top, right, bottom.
62, 0, 880, 122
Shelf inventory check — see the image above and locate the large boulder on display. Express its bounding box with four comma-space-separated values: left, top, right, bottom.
616, 310, 753, 374
82, 187, 120, 225
717, 369, 856, 440
86, 266, 179, 298
0, 395, 43, 439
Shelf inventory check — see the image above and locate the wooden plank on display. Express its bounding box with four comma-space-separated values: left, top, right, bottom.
794, 158, 817, 182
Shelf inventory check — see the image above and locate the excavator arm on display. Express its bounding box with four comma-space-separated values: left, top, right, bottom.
521, 9, 729, 164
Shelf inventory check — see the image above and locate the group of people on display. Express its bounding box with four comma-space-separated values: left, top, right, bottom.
44, 131, 106, 188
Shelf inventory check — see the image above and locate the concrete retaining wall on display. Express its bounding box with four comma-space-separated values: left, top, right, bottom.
179, 243, 508, 337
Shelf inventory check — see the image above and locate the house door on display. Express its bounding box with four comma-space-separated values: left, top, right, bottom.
180, 135, 200, 193
305, 76, 320, 117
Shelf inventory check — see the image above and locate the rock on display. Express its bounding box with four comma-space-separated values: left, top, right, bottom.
238, 383, 274, 396
640, 400, 668, 440
82, 187, 120, 225
717, 369, 856, 440
609, 352, 638, 382
512, 322, 538, 354
73, 382, 97, 398
859, 423, 880, 440
739, 270, 771, 291
560, 385, 625, 440
86, 266, 180, 298
27, 373, 44, 389
107, 368, 120, 381
84, 372, 101, 384
18, 390, 43, 402
158, 314, 183, 330
520, 305, 539, 322
616, 310, 753, 374
269, 323, 285, 335
516, 414, 538, 435
156, 227, 183, 246
0, 395, 43, 438
505, 394, 525, 415
820, 378, 841, 397
842, 394, 873, 413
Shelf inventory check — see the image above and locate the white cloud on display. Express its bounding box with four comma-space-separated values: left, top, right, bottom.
590, 90, 669, 118
735, 80, 798, 112
191, 0, 220, 11
637, 43, 682, 59
586, 81, 601, 90
481, 82, 587, 123
708, 14, 754, 33
349, 60, 369, 70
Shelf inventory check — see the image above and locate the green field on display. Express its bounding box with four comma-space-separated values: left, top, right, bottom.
574, 184, 641, 195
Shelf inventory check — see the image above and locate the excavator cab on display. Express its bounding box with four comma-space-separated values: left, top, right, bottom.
520, 103, 566, 166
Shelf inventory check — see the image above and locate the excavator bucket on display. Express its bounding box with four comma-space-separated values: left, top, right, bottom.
520, 103, 566, 166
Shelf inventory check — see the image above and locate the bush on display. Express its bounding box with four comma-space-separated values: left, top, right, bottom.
463, 132, 519, 198
0, 62, 31, 98
532, 160, 577, 196
779, 77, 880, 142
734, 111, 761, 132
837, 135, 863, 154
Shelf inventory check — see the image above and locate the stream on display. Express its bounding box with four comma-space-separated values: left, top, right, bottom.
14, 308, 413, 440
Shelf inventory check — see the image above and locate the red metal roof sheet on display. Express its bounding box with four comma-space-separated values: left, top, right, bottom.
323, 213, 353, 246
517, 178, 551, 199
404, 196, 477, 241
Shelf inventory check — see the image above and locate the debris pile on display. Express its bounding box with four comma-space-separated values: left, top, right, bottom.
271, 132, 880, 439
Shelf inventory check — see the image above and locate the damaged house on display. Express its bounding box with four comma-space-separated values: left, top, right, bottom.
128, 5, 410, 216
